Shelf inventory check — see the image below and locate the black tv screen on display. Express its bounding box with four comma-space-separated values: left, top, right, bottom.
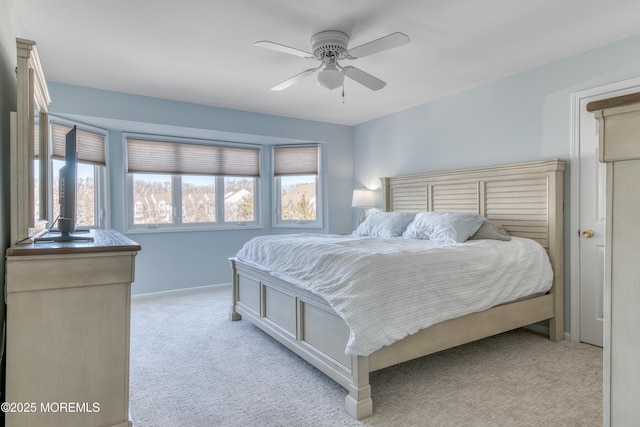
35, 125, 93, 243
57, 126, 77, 234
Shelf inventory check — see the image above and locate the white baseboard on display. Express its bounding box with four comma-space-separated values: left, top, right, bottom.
131, 283, 231, 299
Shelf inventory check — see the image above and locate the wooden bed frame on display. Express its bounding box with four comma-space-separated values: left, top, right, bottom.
229, 159, 565, 419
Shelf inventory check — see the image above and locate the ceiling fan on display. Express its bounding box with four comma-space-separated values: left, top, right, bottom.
255, 30, 410, 91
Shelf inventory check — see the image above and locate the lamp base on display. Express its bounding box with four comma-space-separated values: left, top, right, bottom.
359, 209, 367, 224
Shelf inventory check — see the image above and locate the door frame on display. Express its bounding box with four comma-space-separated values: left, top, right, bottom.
569, 76, 640, 342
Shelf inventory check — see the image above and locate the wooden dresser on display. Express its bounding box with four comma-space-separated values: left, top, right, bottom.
4, 229, 141, 427
587, 93, 640, 426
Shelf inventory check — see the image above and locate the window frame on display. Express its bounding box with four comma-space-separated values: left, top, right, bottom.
47, 117, 110, 230
272, 144, 323, 229
124, 133, 262, 233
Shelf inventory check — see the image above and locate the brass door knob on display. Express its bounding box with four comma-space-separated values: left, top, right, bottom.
582, 229, 595, 238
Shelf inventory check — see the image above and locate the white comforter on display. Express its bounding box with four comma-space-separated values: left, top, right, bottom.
235, 234, 552, 356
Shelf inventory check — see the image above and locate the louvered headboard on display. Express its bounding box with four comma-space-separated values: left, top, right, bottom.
381, 159, 565, 282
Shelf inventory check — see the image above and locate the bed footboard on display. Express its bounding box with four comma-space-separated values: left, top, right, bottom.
229, 259, 373, 419
230, 258, 561, 420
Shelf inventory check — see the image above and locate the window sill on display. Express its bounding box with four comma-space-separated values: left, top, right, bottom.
125, 224, 264, 234
272, 222, 323, 229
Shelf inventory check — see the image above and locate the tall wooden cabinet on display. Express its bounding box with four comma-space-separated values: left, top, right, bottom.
587, 93, 640, 426
5, 230, 141, 427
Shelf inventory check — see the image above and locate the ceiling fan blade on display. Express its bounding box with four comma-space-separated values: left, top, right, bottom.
271, 68, 317, 91
342, 66, 386, 91
346, 32, 410, 59
254, 41, 314, 59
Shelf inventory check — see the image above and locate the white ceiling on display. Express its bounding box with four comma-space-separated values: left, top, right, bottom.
15, 0, 640, 126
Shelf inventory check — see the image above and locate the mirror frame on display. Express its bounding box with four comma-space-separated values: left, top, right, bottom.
11, 38, 51, 244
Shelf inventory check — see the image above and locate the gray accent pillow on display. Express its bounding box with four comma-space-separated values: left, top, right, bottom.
468, 219, 511, 241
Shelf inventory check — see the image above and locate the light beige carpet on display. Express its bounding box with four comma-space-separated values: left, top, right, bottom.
129, 285, 602, 427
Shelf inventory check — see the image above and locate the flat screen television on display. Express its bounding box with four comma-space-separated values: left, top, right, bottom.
35, 125, 93, 243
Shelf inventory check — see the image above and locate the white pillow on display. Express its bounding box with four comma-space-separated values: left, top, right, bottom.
402, 211, 485, 243
353, 212, 415, 237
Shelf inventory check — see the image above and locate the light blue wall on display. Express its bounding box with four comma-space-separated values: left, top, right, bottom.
353, 33, 640, 331
47, 84, 353, 294
354, 34, 640, 180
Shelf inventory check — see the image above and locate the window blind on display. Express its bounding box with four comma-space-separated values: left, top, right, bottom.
51, 122, 106, 165
126, 138, 260, 177
273, 145, 319, 176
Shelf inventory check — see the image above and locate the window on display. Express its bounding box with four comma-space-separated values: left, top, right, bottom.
224, 177, 255, 222
131, 173, 174, 225
273, 145, 322, 227
182, 175, 216, 223
43, 120, 108, 229
125, 135, 261, 231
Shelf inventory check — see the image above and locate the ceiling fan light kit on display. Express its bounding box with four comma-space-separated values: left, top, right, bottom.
255, 30, 409, 92
316, 57, 344, 90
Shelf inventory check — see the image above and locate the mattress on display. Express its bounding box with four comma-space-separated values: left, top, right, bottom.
235, 234, 553, 356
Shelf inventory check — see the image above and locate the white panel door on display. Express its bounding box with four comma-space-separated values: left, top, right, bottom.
578, 97, 606, 347
578, 84, 640, 347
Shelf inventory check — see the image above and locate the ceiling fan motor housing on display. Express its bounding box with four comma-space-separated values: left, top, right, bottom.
311, 30, 349, 59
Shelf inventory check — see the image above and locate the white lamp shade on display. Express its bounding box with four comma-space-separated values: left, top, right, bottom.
351, 189, 375, 208
316, 68, 344, 90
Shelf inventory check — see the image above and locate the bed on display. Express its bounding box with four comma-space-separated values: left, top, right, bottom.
229, 159, 565, 419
